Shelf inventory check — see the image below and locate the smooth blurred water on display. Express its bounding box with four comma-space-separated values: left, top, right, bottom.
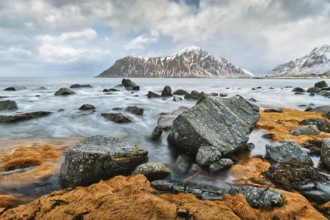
0, 77, 329, 171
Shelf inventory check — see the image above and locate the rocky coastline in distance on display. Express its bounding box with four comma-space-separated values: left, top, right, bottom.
0, 79, 330, 219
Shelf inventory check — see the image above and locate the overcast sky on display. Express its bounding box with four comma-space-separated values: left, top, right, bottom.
0, 0, 330, 77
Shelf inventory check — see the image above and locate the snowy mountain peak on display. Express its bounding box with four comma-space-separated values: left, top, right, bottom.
269, 44, 330, 76
97, 47, 254, 78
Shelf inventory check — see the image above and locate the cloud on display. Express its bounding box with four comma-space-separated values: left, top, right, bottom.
124, 31, 159, 50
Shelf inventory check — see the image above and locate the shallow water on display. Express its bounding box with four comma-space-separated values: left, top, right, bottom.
0, 77, 329, 187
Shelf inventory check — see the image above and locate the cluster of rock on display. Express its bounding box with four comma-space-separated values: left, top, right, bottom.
291, 80, 330, 98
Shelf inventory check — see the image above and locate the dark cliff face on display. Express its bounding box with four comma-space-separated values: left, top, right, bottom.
269, 45, 330, 76
97, 47, 253, 78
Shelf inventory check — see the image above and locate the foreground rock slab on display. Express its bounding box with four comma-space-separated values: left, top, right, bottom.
0, 111, 51, 123
60, 136, 148, 188
168, 95, 259, 155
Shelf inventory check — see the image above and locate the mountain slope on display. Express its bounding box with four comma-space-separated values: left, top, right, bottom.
97, 46, 253, 78
269, 45, 330, 76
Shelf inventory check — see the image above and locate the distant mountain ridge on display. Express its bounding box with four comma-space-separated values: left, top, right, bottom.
97, 46, 254, 78
269, 45, 330, 77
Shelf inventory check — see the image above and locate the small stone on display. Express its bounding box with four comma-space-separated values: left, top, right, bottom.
149, 127, 163, 141
174, 155, 192, 174
219, 93, 228, 97
262, 133, 275, 139
125, 106, 144, 116
55, 88, 75, 96
292, 87, 305, 92
70, 84, 92, 88
196, 146, 222, 167
161, 86, 172, 97
314, 80, 328, 88
101, 113, 133, 123
0, 100, 18, 111
264, 108, 283, 113
321, 138, 330, 169
290, 125, 320, 136
147, 91, 161, 98
4, 86, 26, 91
208, 158, 233, 173
132, 162, 170, 181
79, 104, 95, 111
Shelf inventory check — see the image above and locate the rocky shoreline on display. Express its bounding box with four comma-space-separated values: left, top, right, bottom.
0, 79, 330, 219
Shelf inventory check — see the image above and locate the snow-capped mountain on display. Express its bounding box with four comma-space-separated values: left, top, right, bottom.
269, 45, 330, 76
97, 46, 253, 78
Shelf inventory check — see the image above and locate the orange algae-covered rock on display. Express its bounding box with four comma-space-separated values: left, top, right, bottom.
258, 108, 330, 145
0, 175, 326, 220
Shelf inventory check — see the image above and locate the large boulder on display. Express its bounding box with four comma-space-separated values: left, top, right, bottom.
314, 80, 328, 88
0, 100, 18, 111
60, 136, 148, 188
121, 79, 139, 91
301, 118, 330, 133
168, 95, 259, 155
321, 138, 330, 169
0, 111, 51, 123
54, 88, 75, 96
265, 141, 313, 165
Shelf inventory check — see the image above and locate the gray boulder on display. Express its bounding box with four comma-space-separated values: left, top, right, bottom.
315, 80, 328, 88
0, 100, 18, 111
132, 162, 170, 181
173, 89, 188, 95
0, 111, 51, 123
101, 113, 133, 123
4, 86, 26, 91
301, 118, 330, 133
147, 91, 161, 98
161, 85, 172, 97
79, 104, 95, 111
149, 126, 163, 141
184, 90, 202, 100
60, 135, 148, 188
290, 125, 320, 136
196, 145, 222, 167
208, 158, 233, 173
265, 141, 313, 165
122, 79, 139, 91
321, 138, 330, 169
307, 87, 321, 93
306, 105, 330, 119
168, 95, 259, 155
55, 88, 75, 96
125, 106, 144, 115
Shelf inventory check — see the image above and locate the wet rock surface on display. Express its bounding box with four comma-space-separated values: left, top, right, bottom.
265, 141, 313, 165
0, 111, 51, 123
168, 95, 259, 155
321, 139, 330, 169
184, 90, 202, 100
121, 78, 139, 91
125, 106, 144, 115
4, 86, 26, 91
0, 100, 18, 111
79, 104, 95, 111
307, 87, 321, 93
132, 162, 170, 181
149, 126, 163, 141
161, 85, 172, 97
301, 118, 330, 133
54, 88, 75, 96
147, 91, 161, 98
101, 113, 133, 123
60, 136, 148, 188
315, 80, 328, 88
290, 125, 320, 136
69, 84, 93, 88
174, 154, 193, 174
306, 105, 330, 119
208, 158, 233, 173
196, 145, 222, 167
264, 108, 283, 113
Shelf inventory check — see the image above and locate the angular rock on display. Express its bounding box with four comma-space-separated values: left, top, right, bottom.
321, 138, 330, 169
290, 125, 320, 136
0, 100, 18, 111
292, 87, 305, 92
149, 126, 163, 141
125, 106, 144, 116
132, 162, 170, 181
0, 111, 51, 123
4, 86, 26, 91
173, 89, 188, 95
79, 104, 95, 111
196, 146, 222, 167
174, 155, 192, 174
265, 141, 313, 165
264, 108, 283, 113
307, 87, 321, 93
168, 95, 260, 155
122, 79, 139, 91
70, 84, 92, 89
315, 80, 328, 88
147, 91, 161, 98
60, 136, 148, 188
301, 118, 330, 133
208, 158, 233, 173
101, 113, 133, 123
54, 88, 75, 96
161, 85, 172, 97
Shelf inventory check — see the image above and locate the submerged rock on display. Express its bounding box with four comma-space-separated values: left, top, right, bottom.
290, 125, 320, 136
122, 79, 139, 91
301, 118, 330, 133
125, 106, 144, 116
69, 84, 92, 88
101, 113, 133, 123
4, 86, 26, 91
161, 85, 172, 97
79, 104, 95, 111
0, 111, 51, 123
321, 139, 330, 169
0, 100, 18, 111
132, 162, 170, 181
307, 87, 321, 93
173, 89, 188, 95
60, 136, 148, 188
147, 91, 161, 98
168, 95, 259, 156
265, 141, 313, 165
315, 80, 328, 88
292, 87, 305, 92
54, 88, 75, 96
